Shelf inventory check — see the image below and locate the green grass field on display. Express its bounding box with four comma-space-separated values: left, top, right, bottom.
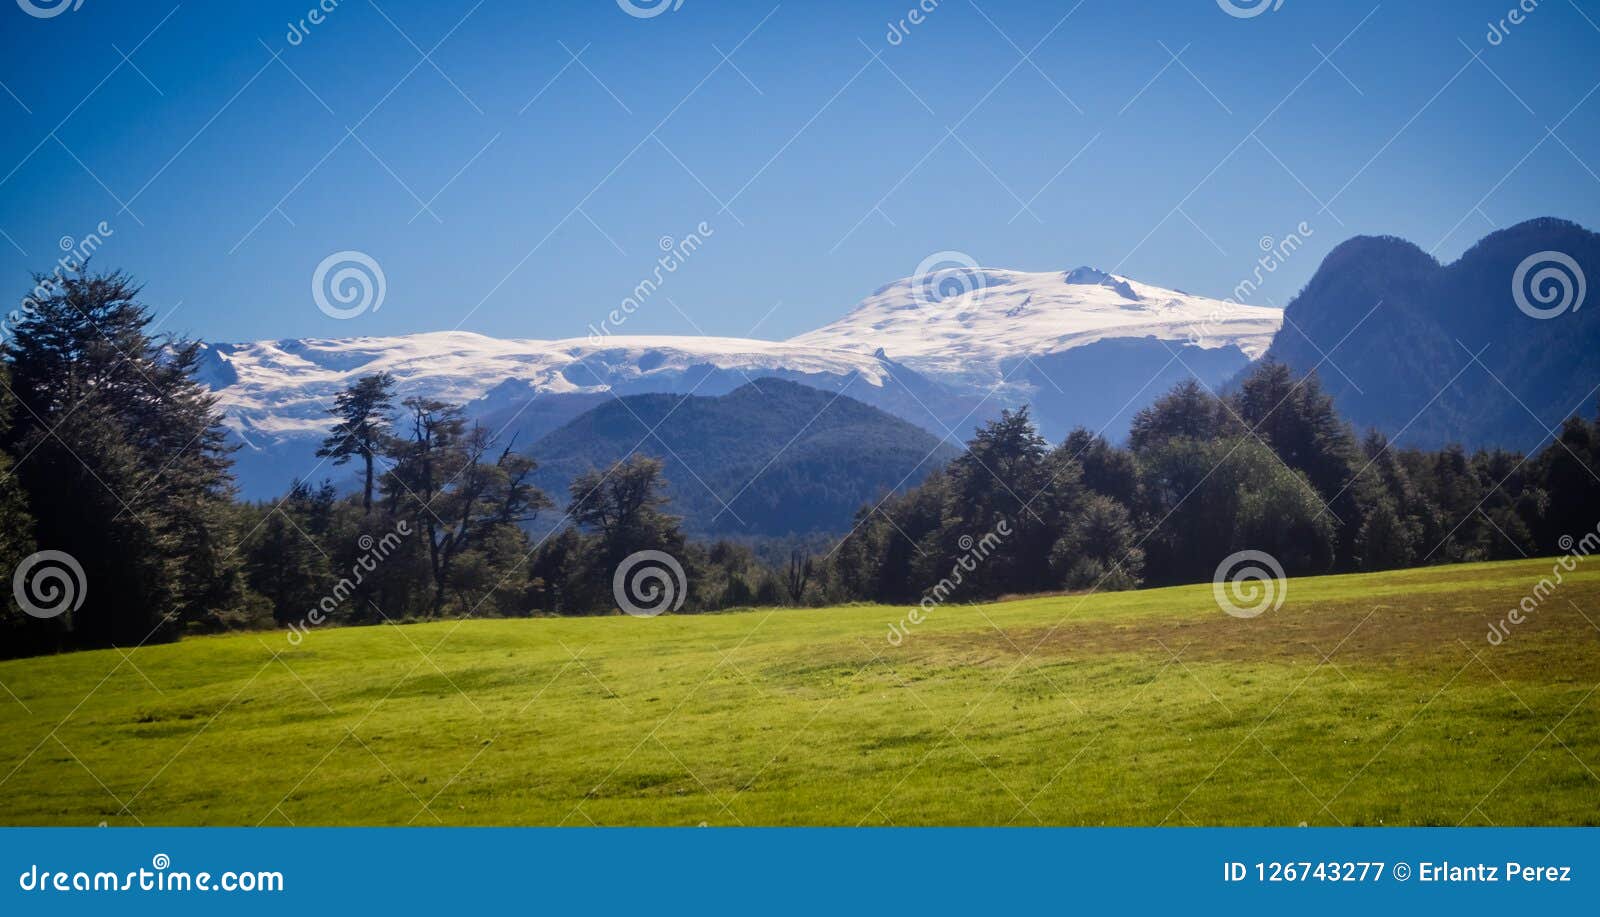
1, 557, 1597, 826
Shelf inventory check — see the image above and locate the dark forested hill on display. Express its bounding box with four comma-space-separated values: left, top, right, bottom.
1260, 217, 1599, 451
528, 378, 960, 537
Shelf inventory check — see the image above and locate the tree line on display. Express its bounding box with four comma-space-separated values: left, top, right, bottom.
2, 270, 1598, 658
834, 363, 1598, 605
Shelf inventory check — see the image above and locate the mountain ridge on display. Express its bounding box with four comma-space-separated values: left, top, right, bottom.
525, 378, 960, 537
1260, 217, 1599, 450
203, 263, 1274, 499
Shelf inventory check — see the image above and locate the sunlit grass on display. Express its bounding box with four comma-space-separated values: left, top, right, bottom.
1, 557, 1596, 826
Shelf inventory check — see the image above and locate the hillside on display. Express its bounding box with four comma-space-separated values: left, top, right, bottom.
1, 558, 1594, 826
526, 378, 960, 536
1261, 217, 1599, 450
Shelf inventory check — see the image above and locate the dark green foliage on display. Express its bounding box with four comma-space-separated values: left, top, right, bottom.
916, 407, 1066, 597
1527, 411, 1600, 553
1051, 494, 1142, 591
244, 480, 334, 624
1354, 498, 1415, 572
0, 361, 38, 656
317, 372, 395, 514
1230, 360, 1376, 568
2, 271, 238, 651
824, 359, 1593, 608
562, 455, 684, 611
238, 378, 557, 632
1061, 427, 1139, 506
1128, 379, 1238, 453
1137, 435, 1337, 584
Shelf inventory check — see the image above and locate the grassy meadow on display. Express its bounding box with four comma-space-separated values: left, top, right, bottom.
1, 557, 1597, 826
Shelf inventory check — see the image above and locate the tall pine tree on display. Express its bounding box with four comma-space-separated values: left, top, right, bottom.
3, 270, 237, 645
318, 372, 396, 514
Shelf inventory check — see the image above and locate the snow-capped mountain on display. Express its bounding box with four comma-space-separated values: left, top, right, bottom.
202, 332, 902, 442
791, 266, 1280, 387
201, 266, 1281, 499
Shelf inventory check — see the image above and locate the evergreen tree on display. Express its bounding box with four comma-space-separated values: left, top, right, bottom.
383, 398, 549, 616
1353, 498, 1414, 571
3, 271, 237, 646
1051, 494, 1142, 591
923, 408, 1060, 597
784, 550, 813, 604
1060, 427, 1139, 506
568, 455, 685, 562
1528, 413, 1598, 553
1139, 436, 1336, 585
1128, 379, 1237, 454
565, 456, 688, 612
0, 359, 39, 657
317, 373, 396, 514
1231, 360, 1373, 568
243, 480, 333, 624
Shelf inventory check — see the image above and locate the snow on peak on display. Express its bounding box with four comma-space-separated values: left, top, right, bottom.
204, 332, 895, 442
203, 265, 1281, 448
789, 267, 1280, 386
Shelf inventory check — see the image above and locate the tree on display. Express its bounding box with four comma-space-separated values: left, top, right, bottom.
243, 480, 333, 624
1051, 494, 1142, 591
1232, 360, 1372, 567
784, 550, 813, 604
1528, 413, 1598, 553
1413, 445, 1492, 564
1060, 427, 1139, 506
568, 455, 686, 608
1128, 379, 1237, 454
921, 408, 1061, 597
1351, 431, 1429, 570
318, 373, 396, 514
383, 398, 550, 616
1139, 436, 1336, 585
568, 455, 684, 558
0, 359, 38, 657
3, 270, 238, 646
1354, 498, 1414, 571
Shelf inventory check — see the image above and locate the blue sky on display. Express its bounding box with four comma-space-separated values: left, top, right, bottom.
1, 0, 1598, 344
